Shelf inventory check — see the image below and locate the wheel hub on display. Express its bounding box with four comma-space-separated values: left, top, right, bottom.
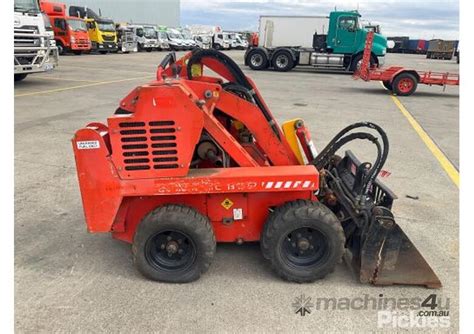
165, 240, 179, 255
282, 227, 329, 267
297, 238, 310, 251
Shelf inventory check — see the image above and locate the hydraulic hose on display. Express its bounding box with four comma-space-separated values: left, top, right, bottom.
312, 122, 389, 197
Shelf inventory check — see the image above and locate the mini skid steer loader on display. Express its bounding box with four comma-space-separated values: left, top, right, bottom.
72, 49, 441, 287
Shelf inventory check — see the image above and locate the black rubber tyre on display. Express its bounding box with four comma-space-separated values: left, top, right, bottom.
73, 51, 82, 55
392, 72, 418, 96
99, 51, 108, 55
382, 81, 393, 91
261, 200, 345, 283
57, 43, 65, 55
214, 44, 222, 50
14, 73, 28, 82
246, 48, 268, 70
350, 53, 376, 72
133, 204, 216, 283
146, 48, 152, 52
271, 50, 294, 72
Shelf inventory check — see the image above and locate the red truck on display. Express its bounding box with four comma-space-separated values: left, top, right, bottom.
40, 1, 91, 55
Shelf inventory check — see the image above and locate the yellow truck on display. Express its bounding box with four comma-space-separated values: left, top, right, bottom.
69, 6, 117, 54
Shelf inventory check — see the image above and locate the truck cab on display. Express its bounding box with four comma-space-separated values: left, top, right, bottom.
69, 6, 117, 54
40, 1, 91, 55
115, 24, 138, 53
212, 31, 231, 50
14, 0, 59, 81
194, 34, 212, 49
166, 28, 186, 50
129, 25, 159, 52
156, 30, 170, 50
245, 10, 387, 72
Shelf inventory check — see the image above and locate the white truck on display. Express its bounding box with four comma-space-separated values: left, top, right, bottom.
14, 0, 59, 81
188, 25, 230, 50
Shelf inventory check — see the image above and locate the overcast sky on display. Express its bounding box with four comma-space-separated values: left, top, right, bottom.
181, 0, 459, 40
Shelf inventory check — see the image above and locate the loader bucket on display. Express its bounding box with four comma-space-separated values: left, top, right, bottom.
347, 207, 442, 289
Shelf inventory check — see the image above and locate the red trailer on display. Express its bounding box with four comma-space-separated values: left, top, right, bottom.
355, 32, 459, 96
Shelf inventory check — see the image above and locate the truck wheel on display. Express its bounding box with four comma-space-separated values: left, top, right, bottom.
133, 204, 216, 283
350, 53, 376, 72
261, 200, 345, 283
272, 50, 294, 72
214, 44, 222, 50
73, 51, 82, 55
14, 74, 28, 82
99, 51, 108, 55
393, 73, 418, 96
382, 81, 393, 91
57, 43, 65, 55
247, 49, 268, 70
146, 48, 152, 52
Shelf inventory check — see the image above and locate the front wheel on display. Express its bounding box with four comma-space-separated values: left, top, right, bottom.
14, 73, 28, 82
392, 73, 418, 96
73, 51, 82, 55
133, 204, 216, 283
99, 51, 108, 55
261, 200, 345, 283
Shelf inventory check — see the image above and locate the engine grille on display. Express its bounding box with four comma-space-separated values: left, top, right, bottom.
14, 26, 41, 48
102, 34, 115, 42
119, 121, 178, 171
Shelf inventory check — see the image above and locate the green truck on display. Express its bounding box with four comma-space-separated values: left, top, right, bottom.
245, 10, 387, 72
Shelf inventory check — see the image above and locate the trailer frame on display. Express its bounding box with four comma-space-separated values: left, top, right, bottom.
355, 31, 459, 96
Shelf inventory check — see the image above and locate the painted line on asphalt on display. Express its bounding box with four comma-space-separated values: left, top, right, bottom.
390, 95, 459, 188
15, 76, 152, 97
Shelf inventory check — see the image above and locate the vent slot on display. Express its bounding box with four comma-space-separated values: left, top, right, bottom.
151, 143, 177, 148
153, 157, 178, 162
150, 128, 176, 134
125, 165, 150, 171
123, 151, 149, 157
154, 164, 179, 169
152, 150, 178, 155
124, 158, 150, 164
122, 144, 148, 150
149, 121, 175, 126
151, 135, 176, 141
121, 136, 147, 142
120, 129, 146, 135
119, 122, 145, 128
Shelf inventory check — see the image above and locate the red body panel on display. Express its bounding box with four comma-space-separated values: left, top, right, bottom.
72, 56, 319, 244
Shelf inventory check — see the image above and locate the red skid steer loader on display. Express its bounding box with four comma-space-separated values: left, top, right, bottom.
72, 49, 441, 287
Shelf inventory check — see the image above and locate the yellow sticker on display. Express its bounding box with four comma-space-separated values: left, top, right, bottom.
221, 198, 234, 210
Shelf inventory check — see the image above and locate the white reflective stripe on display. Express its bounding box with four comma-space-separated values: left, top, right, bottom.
274, 181, 283, 188
284, 181, 292, 188
265, 182, 274, 189
293, 181, 302, 188
302, 180, 312, 188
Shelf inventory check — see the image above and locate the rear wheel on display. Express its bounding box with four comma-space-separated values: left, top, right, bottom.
392, 73, 418, 96
57, 43, 65, 55
73, 51, 82, 55
272, 50, 294, 72
14, 74, 28, 82
261, 200, 345, 282
247, 49, 268, 70
133, 204, 216, 283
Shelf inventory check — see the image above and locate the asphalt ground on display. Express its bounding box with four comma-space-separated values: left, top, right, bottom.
15, 50, 459, 332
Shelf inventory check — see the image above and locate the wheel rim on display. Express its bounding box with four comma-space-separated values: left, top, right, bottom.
145, 230, 196, 271
275, 54, 288, 68
398, 78, 414, 93
250, 54, 263, 67
281, 227, 329, 267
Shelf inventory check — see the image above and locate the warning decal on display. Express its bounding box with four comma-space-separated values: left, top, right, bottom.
221, 198, 234, 210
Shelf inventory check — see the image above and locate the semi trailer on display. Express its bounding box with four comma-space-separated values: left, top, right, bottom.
14, 0, 59, 81
40, 1, 91, 55
244, 11, 387, 72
